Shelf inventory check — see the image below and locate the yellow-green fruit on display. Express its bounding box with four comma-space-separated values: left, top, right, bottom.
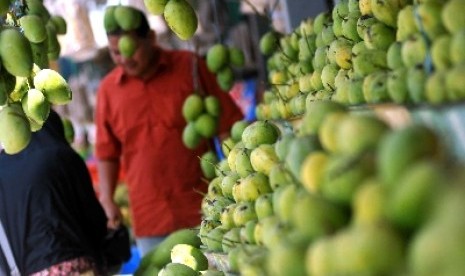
229, 47, 245, 67
103, 6, 119, 33
216, 67, 234, 92
118, 34, 137, 58
34, 69, 72, 105
26, 0, 51, 22
250, 144, 280, 175
200, 150, 218, 180
49, 15, 67, 35
151, 228, 201, 268
300, 150, 330, 194
260, 31, 280, 56
114, 6, 142, 31
182, 122, 202, 149
441, 0, 465, 34
62, 118, 75, 144
163, 0, 198, 40
20, 15, 47, 43
0, 104, 32, 154
0, 28, 34, 77
204, 95, 221, 117
158, 263, 198, 276
194, 113, 217, 138
144, 0, 169, 15
182, 93, 204, 122
0, 0, 9, 16
206, 44, 229, 73
46, 23, 60, 58
170, 243, 208, 271
241, 120, 280, 150
21, 88, 50, 125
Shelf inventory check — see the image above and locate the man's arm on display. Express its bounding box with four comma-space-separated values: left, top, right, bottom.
97, 159, 122, 229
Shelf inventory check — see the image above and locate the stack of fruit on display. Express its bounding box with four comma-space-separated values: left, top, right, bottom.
0, 0, 70, 154
256, 0, 465, 122
195, 98, 465, 275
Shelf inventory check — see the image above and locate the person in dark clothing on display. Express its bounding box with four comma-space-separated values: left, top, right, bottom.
0, 109, 109, 275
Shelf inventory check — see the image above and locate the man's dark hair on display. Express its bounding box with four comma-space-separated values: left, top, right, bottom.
106, 7, 151, 38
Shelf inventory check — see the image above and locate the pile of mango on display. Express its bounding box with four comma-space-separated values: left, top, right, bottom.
0, 0, 71, 154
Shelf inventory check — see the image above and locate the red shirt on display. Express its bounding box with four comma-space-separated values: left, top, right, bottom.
95, 48, 243, 237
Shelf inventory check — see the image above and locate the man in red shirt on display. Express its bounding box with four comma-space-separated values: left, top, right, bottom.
95, 6, 243, 256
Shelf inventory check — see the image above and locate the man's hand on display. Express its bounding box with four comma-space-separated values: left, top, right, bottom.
100, 197, 123, 229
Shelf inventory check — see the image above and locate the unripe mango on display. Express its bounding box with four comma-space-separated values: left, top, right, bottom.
33, 69, 72, 105
182, 93, 204, 122
114, 6, 142, 31
22, 88, 50, 125
206, 44, 229, 73
0, 28, 34, 77
26, 0, 51, 22
20, 15, 47, 43
0, 104, 32, 154
182, 122, 201, 149
118, 34, 137, 58
163, 0, 198, 40
103, 6, 119, 33
144, 0, 169, 15
49, 15, 67, 35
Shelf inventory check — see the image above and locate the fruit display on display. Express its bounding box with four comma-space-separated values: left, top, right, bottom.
0, 0, 70, 154
255, 0, 465, 122
166, 0, 465, 275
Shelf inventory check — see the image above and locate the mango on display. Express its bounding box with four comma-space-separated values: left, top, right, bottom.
33, 69, 72, 105
229, 47, 245, 67
182, 93, 204, 121
0, 28, 34, 77
21, 88, 50, 125
118, 34, 137, 58
144, 0, 169, 15
49, 15, 67, 35
170, 243, 208, 271
62, 117, 74, 143
19, 15, 47, 43
182, 122, 202, 149
216, 66, 234, 92
204, 95, 221, 117
150, 228, 201, 267
103, 6, 119, 33
114, 5, 142, 31
0, 103, 32, 154
200, 150, 218, 180
241, 120, 280, 149
206, 44, 229, 73
46, 23, 60, 58
194, 113, 217, 138
163, 0, 198, 40
26, 0, 51, 22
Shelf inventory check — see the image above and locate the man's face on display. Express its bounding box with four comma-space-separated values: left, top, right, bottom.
108, 33, 155, 78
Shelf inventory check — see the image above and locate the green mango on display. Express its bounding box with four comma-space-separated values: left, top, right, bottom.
103, 6, 119, 33
163, 0, 198, 40
171, 243, 208, 271
20, 15, 47, 43
144, 0, 169, 15
30, 41, 49, 69
0, 28, 34, 77
204, 95, 221, 117
158, 263, 198, 276
194, 113, 217, 138
33, 69, 72, 105
182, 122, 202, 149
206, 44, 229, 73
118, 34, 137, 58
0, 103, 32, 154
49, 15, 67, 35
26, 0, 51, 22
114, 5, 142, 31
182, 93, 204, 122
21, 88, 50, 125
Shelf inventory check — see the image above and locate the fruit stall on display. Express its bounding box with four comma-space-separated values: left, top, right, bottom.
2, 0, 465, 275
